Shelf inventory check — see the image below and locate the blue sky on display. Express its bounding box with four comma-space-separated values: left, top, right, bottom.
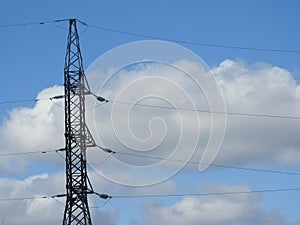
1, 1, 300, 225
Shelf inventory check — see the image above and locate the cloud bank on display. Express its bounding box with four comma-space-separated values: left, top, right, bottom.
0, 59, 299, 224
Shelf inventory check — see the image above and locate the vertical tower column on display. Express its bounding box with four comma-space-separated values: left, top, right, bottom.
62, 19, 96, 225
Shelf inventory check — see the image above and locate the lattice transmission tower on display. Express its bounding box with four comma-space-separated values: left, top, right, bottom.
62, 18, 96, 225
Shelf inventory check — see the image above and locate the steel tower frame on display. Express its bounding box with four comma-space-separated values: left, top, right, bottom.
62, 19, 96, 225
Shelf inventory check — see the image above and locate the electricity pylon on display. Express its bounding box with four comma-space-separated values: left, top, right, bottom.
62, 19, 96, 225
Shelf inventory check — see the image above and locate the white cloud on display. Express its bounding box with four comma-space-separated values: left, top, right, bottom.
1, 86, 64, 148
0, 172, 118, 225
0, 59, 300, 223
85, 59, 300, 175
212, 60, 300, 166
141, 183, 291, 225
0, 86, 65, 175
2, 59, 299, 176
0, 173, 64, 225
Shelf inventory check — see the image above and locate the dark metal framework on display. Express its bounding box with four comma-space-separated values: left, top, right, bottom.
63, 19, 96, 225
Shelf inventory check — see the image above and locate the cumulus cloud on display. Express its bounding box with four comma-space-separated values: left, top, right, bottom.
213, 60, 300, 166
0, 173, 64, 225
0, 172, 119, 225
0, 169, 178, 225
0, 86, 64, 151
2, 59, 299, 176
0, 86, 65, 176
141, 183, 291, 225
85, 58, 300, 175
0, 58, 300, 224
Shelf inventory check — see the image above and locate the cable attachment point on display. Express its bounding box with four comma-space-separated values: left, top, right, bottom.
96, 96, 108, 102
56, 148, 66, 152
90, 92, 109, 102
95, 193, 112, 200
103, 148, 116, 154
97, 145, 116, 154
50, 95, 64, 100
52, 194, 67, 198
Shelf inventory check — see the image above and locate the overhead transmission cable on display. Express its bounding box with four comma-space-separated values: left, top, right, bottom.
2, 94, 299, 120
0, 97, 49, 105
1, 187, 300, 203
94, 145, 300, 176
0, 19, 69, 28
85, 23, 300, 53
0, 148, 64, 157
84, 92, 300, 120
111, 187, 300, 199
0, 94, 64, 106
105, 98, 300, 120
0, 196, 50, 202
1, 18, 300, 53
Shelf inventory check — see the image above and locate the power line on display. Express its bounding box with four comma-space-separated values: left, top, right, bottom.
0, 196, 49, 202
0, 148, 64, 158
85, 23, 300, 53
105, 99, 300, 120
0, 19, 69, 29
0, 98, 45, 105
0, 193, 111, 210
93, 146, 300, 176
1, 18, 300, 53
113, 151, 300, 176
111, 187, 300, 198
90, 199, 111, 209
0, 95, 64, 106
1, 187, 299, 202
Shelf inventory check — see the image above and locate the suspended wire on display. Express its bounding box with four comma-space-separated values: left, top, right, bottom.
94, 146, 300, 176
112, 187, 300, 198
88, 154, 114, 166
0, 148, 64, 158
0, 194, 64, 202
49, 98, 64, 108
52, 21, 69, 31
0, 98, 46, 105
0, 95, 64, 106
0, 196, 49, 202
104, 99, 300, 120
54, 149, 66, 161
90, 198, 111, 209
115, 151, 300, 176
52, 197, 65, 206
0, 19, 69, 29
86, 101, 110, 110
1, 18, 300, 53
0, 187, 300, 203
85, 23, 300, 53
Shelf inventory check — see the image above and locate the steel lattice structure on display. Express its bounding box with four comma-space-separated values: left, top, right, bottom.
62, 19, 96, 225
